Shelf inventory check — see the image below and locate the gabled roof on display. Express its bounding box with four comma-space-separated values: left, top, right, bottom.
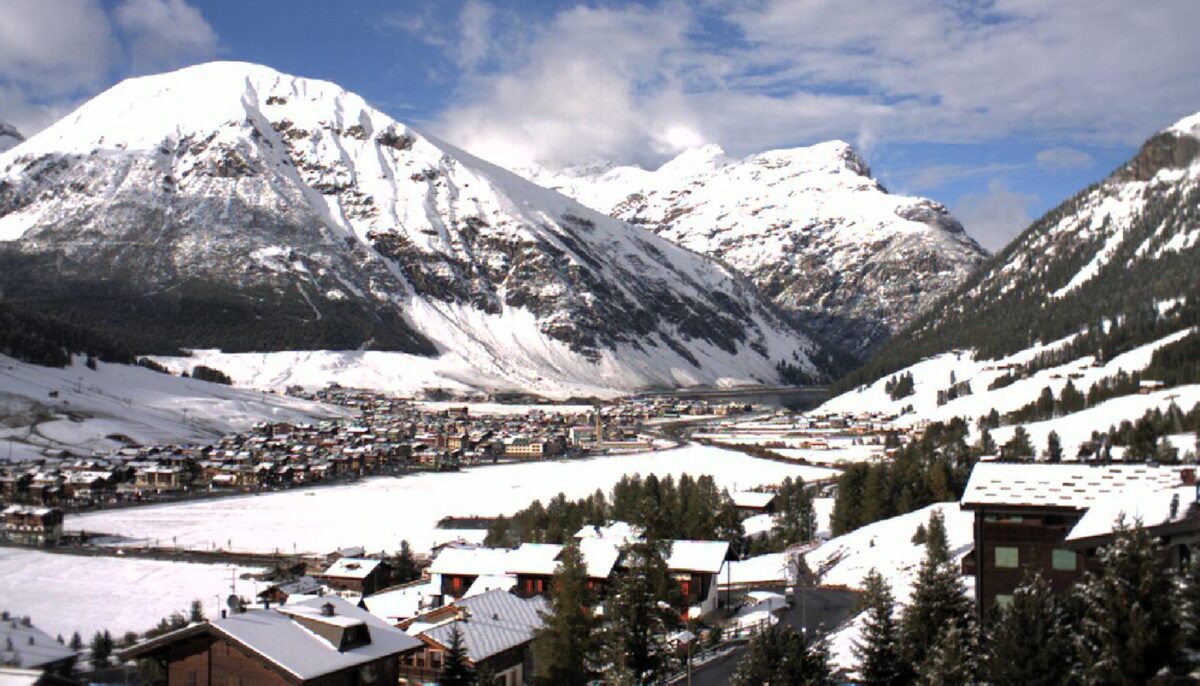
420, 590, 547, 663
322, 558, 382, 579
960, 463, 1186, 510
1067, 485, 1200, 543
666, 540, 730, 574
429, 546, 512, 577
730, 491, 776, 509
0, 615, 76, 669
123, 596, 420, 681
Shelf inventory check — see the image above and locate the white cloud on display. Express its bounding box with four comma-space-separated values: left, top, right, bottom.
421, 0, 1200, 172
954, 180, 1039, 252
113, 0, 220, 74
0, 0, 217, 136
1036, 147, 1094, 170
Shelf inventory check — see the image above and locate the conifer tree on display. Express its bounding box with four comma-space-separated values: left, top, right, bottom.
852, 570, 907, 686
916, 617, 977, 685
1075, 520, 1185, 683
925, 509, 950, 566
732, 624, 834, 685
188, 599, 205, 623
899, 538, 973, 676
1003, 427, 1034, 461
69, 631, 82, 651
1045, 431, 1064, 463
601, 538, 682, 684
391, 540, 421, 583
89, 630, 114, 669
440, 624, 475, 686
532, 539, 597, 685
985, 572, 1073, 685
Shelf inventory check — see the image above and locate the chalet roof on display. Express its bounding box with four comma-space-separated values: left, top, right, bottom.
504, 544, 561, 575
0, 615, 76, 669
960, 463, 1186, 510
322, 558, 381, 580
666, 540, 730, 574
731, 491, 776, 509
123, 596, 420, 681
420, 590, 546, 663
1067, 485, 1200, 543
429, 546, 512, 577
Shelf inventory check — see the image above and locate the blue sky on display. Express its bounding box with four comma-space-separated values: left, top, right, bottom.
3, 0, 1199, 251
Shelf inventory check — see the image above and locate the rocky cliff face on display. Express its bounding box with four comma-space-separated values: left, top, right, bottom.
523, 142, 987, 362
0, 62, 825, 396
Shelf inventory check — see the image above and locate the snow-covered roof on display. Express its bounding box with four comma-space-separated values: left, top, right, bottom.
362, 582, 438, 623
577, 538, 622, 578
464, 575, 517, 597
1067, 485, 1200, 543
429, 546, 512, 577
505, 543, 561, 575
666, 540, 729, 574
420, 590, 546, 663
130, 596, 420, 681
731, 491, 777, 509
574, 521, 641, 544
0, 615, 76, 669
961, 462, 1187, 510
322, 558, 381, 579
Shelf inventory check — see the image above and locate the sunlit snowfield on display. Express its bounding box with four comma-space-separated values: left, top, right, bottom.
0, 548, 263, 640
68, 444, 836, 554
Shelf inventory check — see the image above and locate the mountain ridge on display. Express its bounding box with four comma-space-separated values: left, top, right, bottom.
0, 61, 825, 397
520, 139, 987, 361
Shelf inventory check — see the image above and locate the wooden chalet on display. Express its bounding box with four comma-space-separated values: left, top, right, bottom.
960, 462, 1191, 616
317, 558, 392, 596
121, 596, 421, 686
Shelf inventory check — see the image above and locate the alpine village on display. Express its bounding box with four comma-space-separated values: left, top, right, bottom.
1, 2, 1199, 685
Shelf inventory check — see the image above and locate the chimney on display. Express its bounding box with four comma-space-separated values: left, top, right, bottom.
220, 610, 227, 619
320, 602, 335, 617
262, 599, 271, 611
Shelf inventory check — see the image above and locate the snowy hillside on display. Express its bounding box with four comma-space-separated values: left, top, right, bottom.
0, 62, 824, 399
826, 110, 1200, 457
0, 353, 349, 461
524, 142, 986, 360
0, 122, 22, 153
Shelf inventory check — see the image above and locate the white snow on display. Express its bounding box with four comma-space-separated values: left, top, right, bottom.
0, 548, 263, 640
67, 444, 837, 555
0, 354, 348, 461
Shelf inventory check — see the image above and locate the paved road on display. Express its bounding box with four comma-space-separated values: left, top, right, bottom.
690, 586, 859, 686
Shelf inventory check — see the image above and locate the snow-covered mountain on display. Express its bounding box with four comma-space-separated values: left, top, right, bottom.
0, 123, 23, 153
523, 143, 986, 361
826, 110, 1200, 453
0, 62, 826, 398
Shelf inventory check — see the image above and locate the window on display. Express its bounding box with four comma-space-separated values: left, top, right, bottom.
1052, 548, 1078, 571
430, 650, 443, 668
995, 594, 1014, 609
994, 546, 1019, 568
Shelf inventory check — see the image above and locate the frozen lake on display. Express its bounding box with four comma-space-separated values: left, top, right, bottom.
0, 549, 263, 640
68, 444, 838, 555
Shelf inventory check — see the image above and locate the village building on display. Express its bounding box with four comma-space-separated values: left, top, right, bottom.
121, 596, 422, 686
0, 612, 78, 681
398, 590, 546, 686
960, 462, 1192, 615
257, 576, 326, 606
317, 558, 392, 596
1, 506, 64, 546
730, 491, 777, 518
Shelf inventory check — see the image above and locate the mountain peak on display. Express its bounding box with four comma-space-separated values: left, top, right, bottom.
657, 143, 729, 176
1167, 110, 1200, 138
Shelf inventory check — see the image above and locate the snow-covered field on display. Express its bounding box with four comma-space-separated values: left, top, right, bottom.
0, 549, 263, 640
68, 444, 837, 555
0, 354, 348, 461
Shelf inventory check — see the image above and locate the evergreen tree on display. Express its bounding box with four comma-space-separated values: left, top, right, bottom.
601, 539, 682, 684
916, 618, 977, 685
391, 540, 421, 583
69, 631, 82, 651
440, 624, 475, 686
732, 624, 834, 685
925, 509, 950, 566
776, 477, 818, 544
532, 539, 597, 685
188, 599, 205, 623
985, 572, 1074, 686
1178, 554, 1200, 673
89, 630, 114, 669
899, 547, 974, 676
1003, 427, 1035, 461
852, 570, 907, 686
1045, 431, 1064, 463
1075, 520, 1186, 684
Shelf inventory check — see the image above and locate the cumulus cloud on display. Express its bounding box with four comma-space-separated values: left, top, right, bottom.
416, 0, 1200, 171
1036, 147, 1094, 170
954, 180, 1039, 252
0, 0, 218, 135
